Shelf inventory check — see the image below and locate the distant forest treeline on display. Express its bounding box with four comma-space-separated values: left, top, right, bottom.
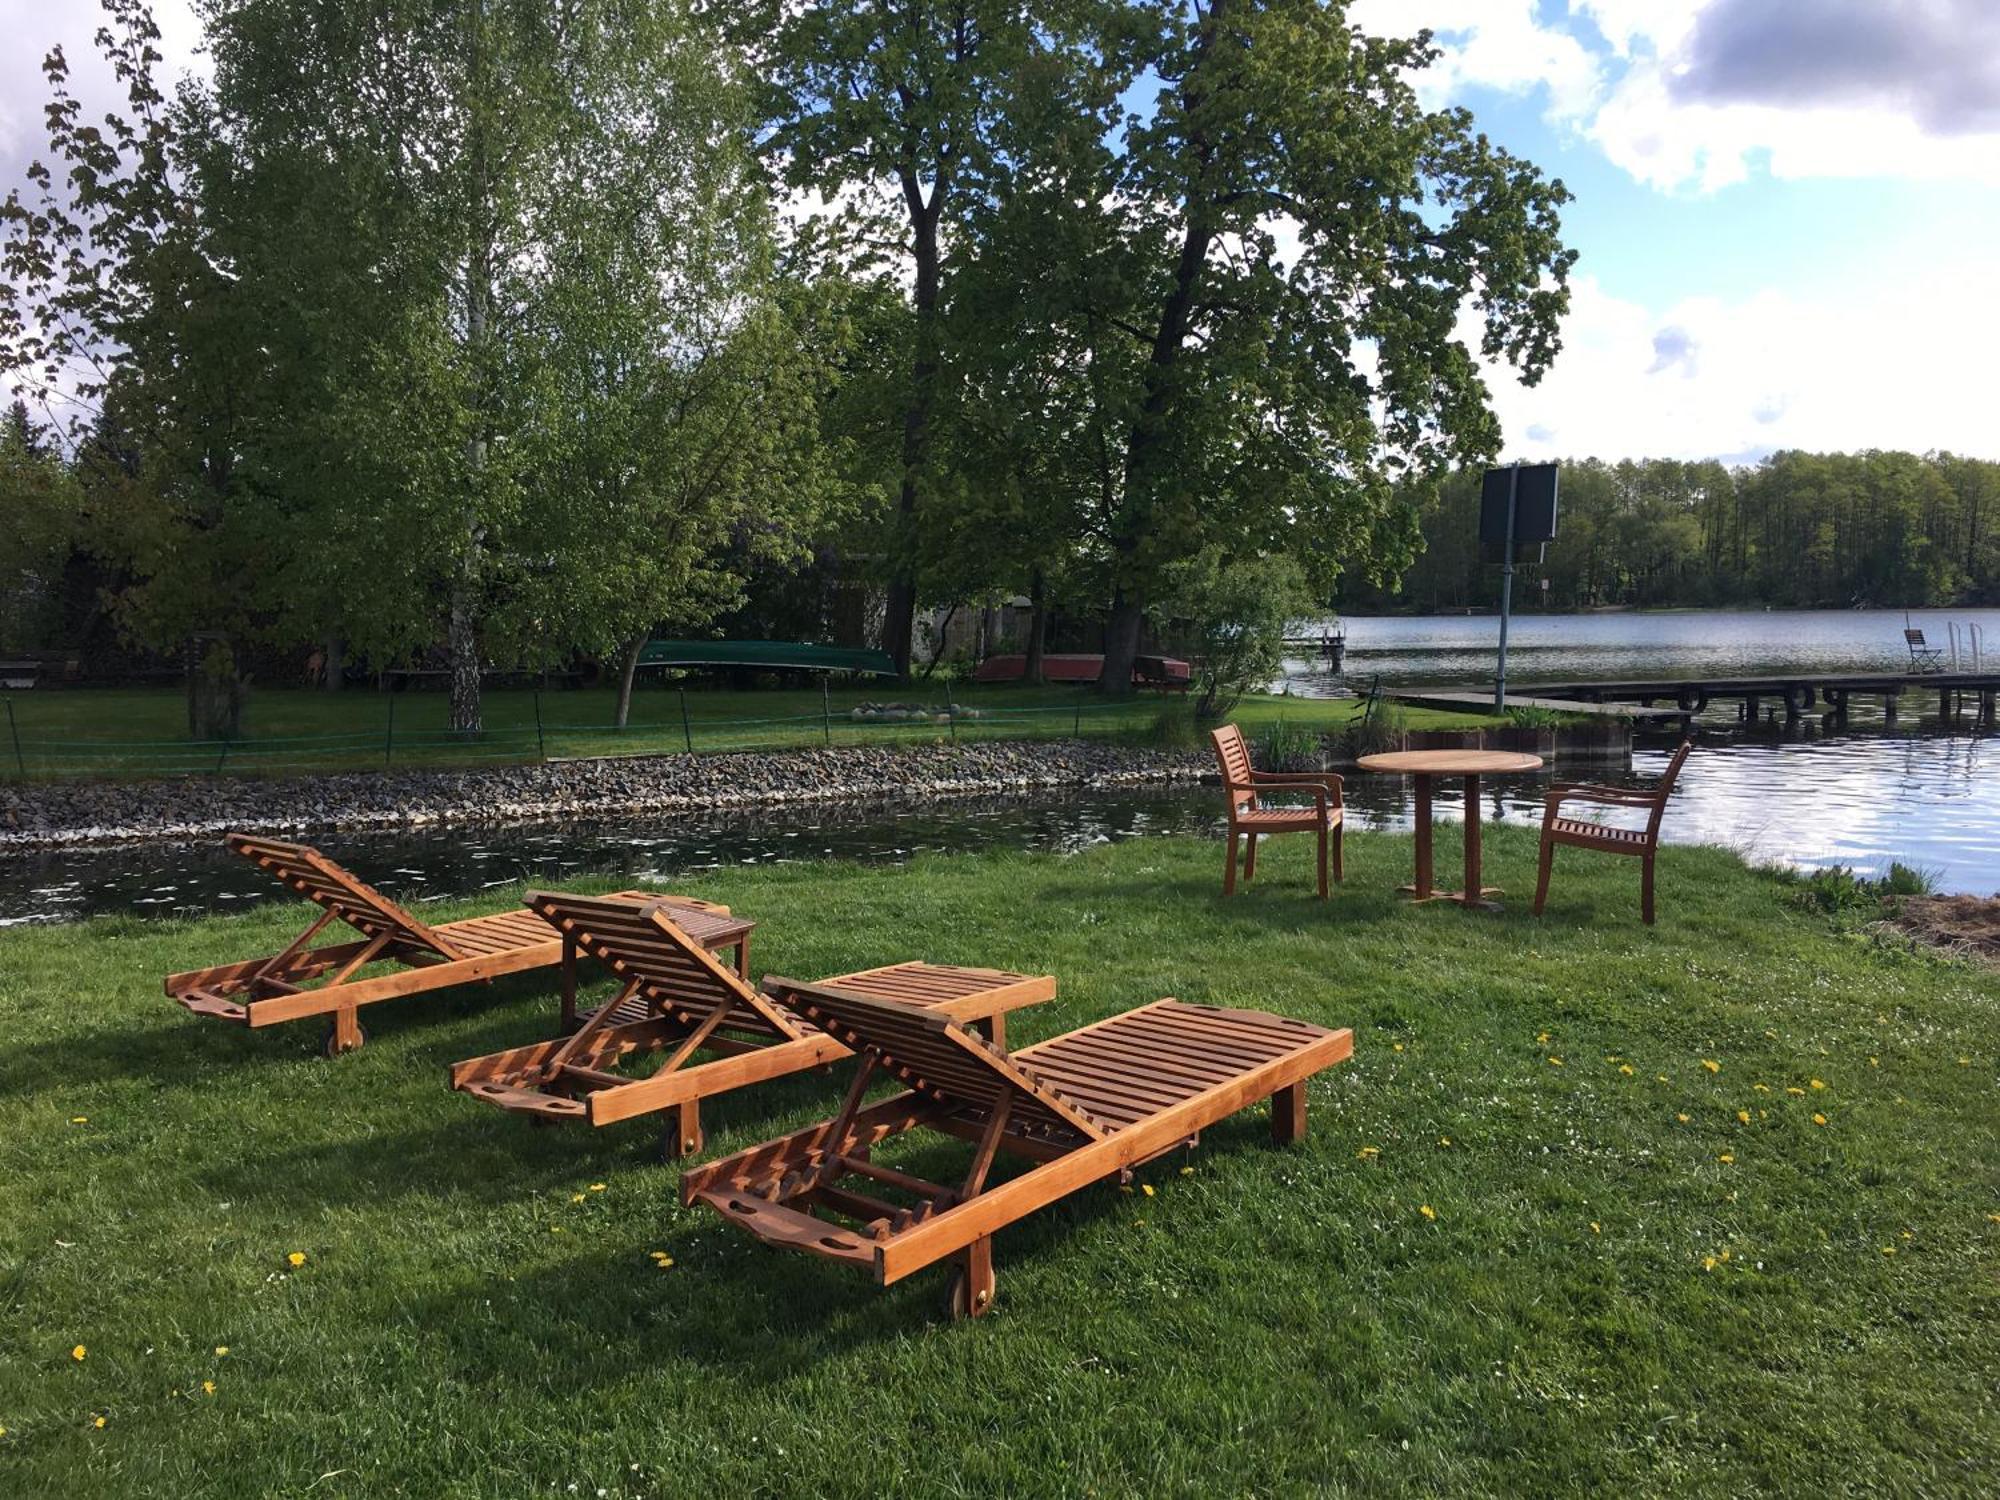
1341, 450, 2000, 613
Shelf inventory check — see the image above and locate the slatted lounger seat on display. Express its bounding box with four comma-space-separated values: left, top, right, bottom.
448, 890, 1056, 1158
681, 984, 1352, 1318
164, 834, 749, 1056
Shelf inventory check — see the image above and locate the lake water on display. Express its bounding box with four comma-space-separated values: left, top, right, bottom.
2, 608, 1996, 922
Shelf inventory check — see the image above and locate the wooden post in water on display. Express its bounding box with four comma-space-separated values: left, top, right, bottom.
1882, 691, 1899, 726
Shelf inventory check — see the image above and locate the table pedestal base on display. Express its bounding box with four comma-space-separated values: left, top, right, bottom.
1398, 884, 1505, 911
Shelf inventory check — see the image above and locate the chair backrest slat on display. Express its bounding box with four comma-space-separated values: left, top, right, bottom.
228, 833, 461, 960
524, 891, 802, 1040
1210, 724, 1257, 813
771, 979, 1109, 1143
1648, 740, 1695, 834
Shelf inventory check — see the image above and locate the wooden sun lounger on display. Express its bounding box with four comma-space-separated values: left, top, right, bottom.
448, 890, 1057, 1158
682, 984, 1352, 1318
165, 835, 750, 1056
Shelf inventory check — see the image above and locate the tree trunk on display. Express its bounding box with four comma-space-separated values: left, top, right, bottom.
322, 635, 344, 693
1025, 567, 1048, 685
614, 634, 645, 729
1100, 591, 1145, 698
884, 170, 943, 680
447, 566, 482, 734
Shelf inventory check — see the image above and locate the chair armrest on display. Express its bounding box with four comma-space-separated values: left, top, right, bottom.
1250, 770, 1344, 802
1546, 783, 1661, 809
1234, 780, 1328, 811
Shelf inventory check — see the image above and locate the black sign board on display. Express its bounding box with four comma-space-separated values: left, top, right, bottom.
1479, 462, 1560, 546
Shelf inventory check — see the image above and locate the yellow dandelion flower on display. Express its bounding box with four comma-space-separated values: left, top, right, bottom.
570, 1193, 585, 1204
1619, 1065, 1635, 1076
286, 1252, 306, 1268
202, 1380, 216, 1396
550, 1226, 563, 1234
1718, 1152, 1735, 1164
1141, 1184, 1155, 1198
1736, 1109, 1750, 1124
1868, 1056, 1879, 1067
1548, 1056, 1564, 1067
1180, 1166, 1195, 1176
1438, 1137, 1452, 1147
1536, 1032, 1550, 1044
1752, 1083, 1768, 1092
1701, 1255, 1718, 1272
1356, 1145, 1380, 1160
214, 1346, 229, 1357
588, 1183, 606, 1192
1901, 1229, 1913, 1240
1786, 1086, 1805, 1096
1589, 1222, 1601, 1234
70, 1116, 88, 1125
1676, 1113, 1690, 1123
1810, 1079, 1826, 1091
1656, 1074, 1668, 1083
93, 1416, 106, 1429
1392, 1042, 1405, 1053
1419, 1204, 1437, 1221
1957, 1056, 1971, 1066
1119, 1184, 1134, 1195
655, 1256, 673, 1270
1984, 1213, 2000, 1224
71, 1344, 86, 1362
1701, 1059, 1720, 1073
1813, 1113, 1827, 1125
1881, 1245, 1896, 1256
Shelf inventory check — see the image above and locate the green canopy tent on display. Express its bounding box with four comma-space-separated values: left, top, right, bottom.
636, 640, 897, 676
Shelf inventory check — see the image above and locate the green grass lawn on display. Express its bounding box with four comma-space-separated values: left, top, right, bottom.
0, 683, 1481, 781
3, 828, 1995, 1495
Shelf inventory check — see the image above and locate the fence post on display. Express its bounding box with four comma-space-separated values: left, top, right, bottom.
5, 698, 21, 778
214, 735, 231, 776
946, 683, 957, 742
533, 690, 546, 762
678, 687, 693, 755
822, 677, 832, 746
384, 692, 396, 767
1073, 695, 1081, 737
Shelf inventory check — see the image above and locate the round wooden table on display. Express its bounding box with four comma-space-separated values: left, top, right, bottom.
1356, 749, 1545, 911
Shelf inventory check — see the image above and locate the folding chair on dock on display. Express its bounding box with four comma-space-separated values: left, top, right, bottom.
682, 984, 1352, 1318
449, 890, 1056, 1158
165, 835, 748, 1056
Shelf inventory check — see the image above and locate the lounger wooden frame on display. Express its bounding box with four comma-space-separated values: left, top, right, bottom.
682, 984, 1352, 1317
164, 835, 748, 1056
448, 890, 1056, 1158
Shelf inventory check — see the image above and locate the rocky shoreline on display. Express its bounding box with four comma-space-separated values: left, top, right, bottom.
0, 740, 1211, 852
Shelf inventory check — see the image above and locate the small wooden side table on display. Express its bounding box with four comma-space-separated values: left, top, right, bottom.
1356, 749, 1545, 910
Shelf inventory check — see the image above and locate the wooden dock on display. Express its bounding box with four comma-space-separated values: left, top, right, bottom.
1386, 689, 1683, 724
1522, 672, 2000, 725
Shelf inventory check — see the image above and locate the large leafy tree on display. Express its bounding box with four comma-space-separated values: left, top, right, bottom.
728, 0, 1134, 679
195, 0, 829, 731
970, 0, 1575, 692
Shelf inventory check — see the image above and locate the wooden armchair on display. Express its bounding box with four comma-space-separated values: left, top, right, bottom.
1210, 723, 1344, 898
1532, 740, 1693, 925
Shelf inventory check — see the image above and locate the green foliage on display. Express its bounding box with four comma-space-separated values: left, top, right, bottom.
1787, 860, 1936, 915
0, 402, 79, 650
1143, 699, 1203, 749
1160, 550, 1317, 721
1254, 717, 1324, 772
1503, 705, 1565, 729
1357, 450, 2000, 610
1343, 699, 1409, 760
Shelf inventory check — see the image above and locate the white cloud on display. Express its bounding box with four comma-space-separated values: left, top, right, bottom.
1349, 0, 1603, 119
1482, 265, 2000, 462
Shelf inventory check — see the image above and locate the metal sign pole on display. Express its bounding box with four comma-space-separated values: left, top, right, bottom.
1495, 461, 1520, 710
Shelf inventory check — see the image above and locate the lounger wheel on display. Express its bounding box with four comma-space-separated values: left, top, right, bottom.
320, 1019, 367, 1057
944, 1239, 995, 1320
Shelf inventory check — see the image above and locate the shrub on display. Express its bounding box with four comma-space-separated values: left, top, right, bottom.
1155, 549, 1317, 722
1504, 705, 1564, 729
1255, 717, 1324, 772
1343, 700, 1408, 759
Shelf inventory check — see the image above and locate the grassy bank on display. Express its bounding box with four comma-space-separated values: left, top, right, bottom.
0, 684, 1484, 782
2, 828, 1995, 1495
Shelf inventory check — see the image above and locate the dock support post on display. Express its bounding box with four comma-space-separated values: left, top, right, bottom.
1882, 692, 1898, 726
1981, 690, 1995, 727
1741, 696, 1758, 723
1940, 687, 1954, 724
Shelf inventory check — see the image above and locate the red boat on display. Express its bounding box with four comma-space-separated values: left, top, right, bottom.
971, 652, 1191, 690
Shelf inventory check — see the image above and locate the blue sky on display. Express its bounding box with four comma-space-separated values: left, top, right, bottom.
1350, 0, 2000, 463
6, 0, 1998, 462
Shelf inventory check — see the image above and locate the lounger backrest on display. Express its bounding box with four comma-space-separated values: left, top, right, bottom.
523, 890, 805, 1041
1210, 724, 1257, 813
228, 833, 462, 960
772, 978, 1109, 1143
